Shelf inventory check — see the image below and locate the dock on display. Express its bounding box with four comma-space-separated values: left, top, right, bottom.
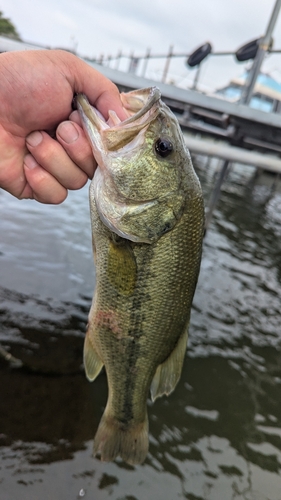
84, 62, 281, 165
1, 34, 281, 229
1, 35, 280, 169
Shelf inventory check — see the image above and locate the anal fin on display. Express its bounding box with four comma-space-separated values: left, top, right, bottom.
84, 331, 104, 381
150, 328, 188, 402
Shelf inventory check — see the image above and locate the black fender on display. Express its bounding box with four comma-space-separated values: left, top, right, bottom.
235, 38, 261, 62
186, 42, 212, 67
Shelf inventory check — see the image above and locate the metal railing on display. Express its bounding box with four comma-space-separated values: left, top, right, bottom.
89, 46, 281, 85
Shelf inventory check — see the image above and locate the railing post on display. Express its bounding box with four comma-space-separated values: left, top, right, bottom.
141, 48, 151, 78
162, 45, 173, 83
240, 0, 281, 105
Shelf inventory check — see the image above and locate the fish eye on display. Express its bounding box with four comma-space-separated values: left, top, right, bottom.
155, 138, 173, 158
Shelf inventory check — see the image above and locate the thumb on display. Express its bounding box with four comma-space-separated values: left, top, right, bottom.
63, 52, 128, 121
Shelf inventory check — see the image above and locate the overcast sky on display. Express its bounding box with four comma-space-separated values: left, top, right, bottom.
1, 0, 281, 91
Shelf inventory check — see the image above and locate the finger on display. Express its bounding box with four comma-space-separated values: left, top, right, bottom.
95, 89, 129, 121
26, 130, 89, 189
67, 54, 128, 121
69, 110, 82, 127
56, 120, 96, 178
23, 154, 67, 204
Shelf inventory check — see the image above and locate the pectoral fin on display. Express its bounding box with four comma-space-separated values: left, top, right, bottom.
83, 332, 104, 381
107, 239, 137, 296
150, 328, 188, 402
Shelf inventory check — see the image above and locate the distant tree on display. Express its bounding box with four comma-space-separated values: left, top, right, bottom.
0, 11, 21, 40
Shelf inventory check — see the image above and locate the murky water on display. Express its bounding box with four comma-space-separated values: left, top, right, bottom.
1, 157, 281, 500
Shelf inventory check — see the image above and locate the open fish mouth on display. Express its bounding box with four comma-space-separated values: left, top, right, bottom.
75, 87, 161, 154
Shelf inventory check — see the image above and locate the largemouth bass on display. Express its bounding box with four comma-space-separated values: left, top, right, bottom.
76, 87, 204, 465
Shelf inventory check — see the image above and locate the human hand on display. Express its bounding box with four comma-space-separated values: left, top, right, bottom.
0, 49, 127, 203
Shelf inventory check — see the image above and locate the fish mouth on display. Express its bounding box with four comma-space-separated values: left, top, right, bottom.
76, 87, 161, 153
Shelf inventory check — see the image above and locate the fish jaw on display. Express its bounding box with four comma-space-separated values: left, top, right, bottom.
93, 168, 159, 243
76, 87, 160, 156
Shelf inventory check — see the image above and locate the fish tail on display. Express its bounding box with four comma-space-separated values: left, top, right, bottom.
93, 410, 149, 465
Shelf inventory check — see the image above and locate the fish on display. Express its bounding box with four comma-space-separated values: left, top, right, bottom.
76, 86, 204, 465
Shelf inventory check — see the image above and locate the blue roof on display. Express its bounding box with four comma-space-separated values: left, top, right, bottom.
240, 72, 281, 93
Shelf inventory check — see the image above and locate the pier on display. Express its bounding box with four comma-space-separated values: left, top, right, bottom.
83, 62, 281, 159
1, 35, 280, 169
1, 0, 281, 230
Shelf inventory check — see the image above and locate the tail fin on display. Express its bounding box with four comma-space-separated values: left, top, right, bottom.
93, 410, 149, 465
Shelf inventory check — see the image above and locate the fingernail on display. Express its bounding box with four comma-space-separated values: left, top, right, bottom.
23, 154, 39, 169
57, 122, 79, 144
26, 131, 43, 147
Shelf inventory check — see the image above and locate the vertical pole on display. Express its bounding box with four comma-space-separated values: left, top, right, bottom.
141, 48, 151, 77
240, 0, 281, 105
192, 64, 201, 90
205, 160, 231, 232
128, 51, 133, 71
162, 45, 173, 83
115, 50, 122, 70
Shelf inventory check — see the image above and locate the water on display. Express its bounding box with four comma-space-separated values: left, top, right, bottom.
1, 159, 281, 500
